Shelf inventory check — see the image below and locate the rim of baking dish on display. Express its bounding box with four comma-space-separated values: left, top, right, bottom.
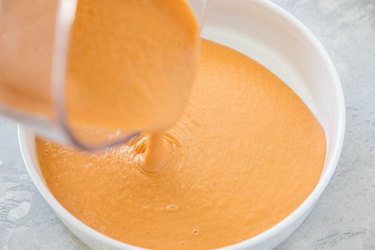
18, 0, 345, 249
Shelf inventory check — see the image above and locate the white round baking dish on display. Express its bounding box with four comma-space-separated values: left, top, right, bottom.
18, 0, 345, 249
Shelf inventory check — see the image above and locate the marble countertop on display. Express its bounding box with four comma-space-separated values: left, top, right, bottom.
1, 0, 374, 249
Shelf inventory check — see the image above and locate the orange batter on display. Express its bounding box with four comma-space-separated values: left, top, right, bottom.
1, 0, 326, 248
66, 0, 199, 132
36, 39, 326, 249
0, 0, 199, 132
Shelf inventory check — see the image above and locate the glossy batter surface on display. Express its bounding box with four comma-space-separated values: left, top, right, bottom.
37, 40, 326, 249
